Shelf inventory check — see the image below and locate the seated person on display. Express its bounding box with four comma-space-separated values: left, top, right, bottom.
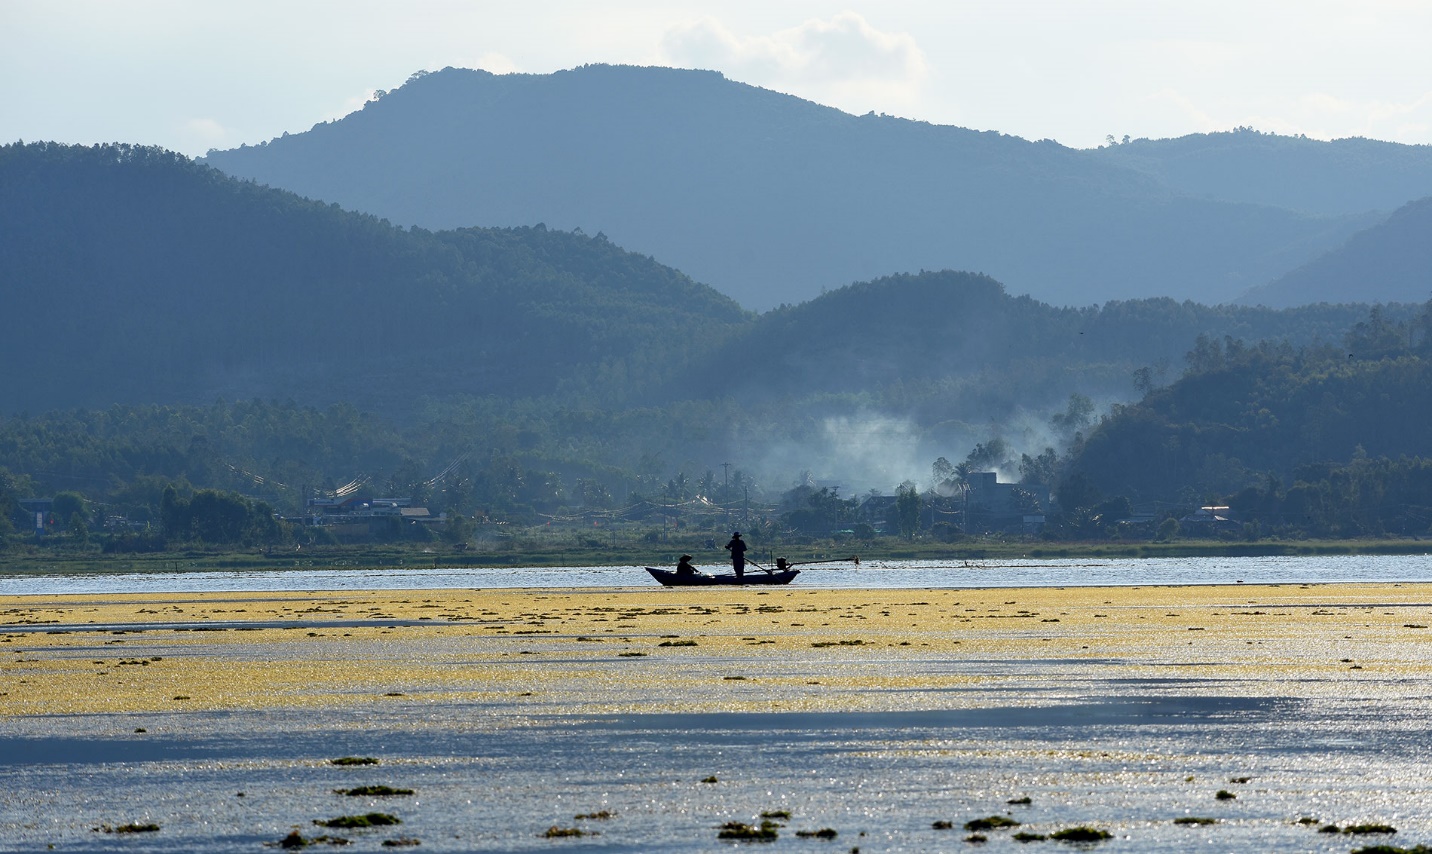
676, 554, 697, 576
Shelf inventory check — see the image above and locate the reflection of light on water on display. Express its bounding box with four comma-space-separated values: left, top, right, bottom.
5, 697, 1432, 852
5, 554, 1432, 596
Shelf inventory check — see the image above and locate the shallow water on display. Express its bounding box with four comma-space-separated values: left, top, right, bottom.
6, 560, 1432, 851
4, 553, 1432, 596
3, 684, 1429, 851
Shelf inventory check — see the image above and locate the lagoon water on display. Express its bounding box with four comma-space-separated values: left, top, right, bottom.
3, 553, 1432, 596
6, 557, 1432, 851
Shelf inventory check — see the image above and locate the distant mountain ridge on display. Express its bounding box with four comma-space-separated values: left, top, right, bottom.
1090, 129, 1432, 217
1239, 195, 1432, 307
0, 141, 747, 414
204, 64, 1374, 310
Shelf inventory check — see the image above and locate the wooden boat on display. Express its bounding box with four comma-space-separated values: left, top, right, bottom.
645, 566, 800, 586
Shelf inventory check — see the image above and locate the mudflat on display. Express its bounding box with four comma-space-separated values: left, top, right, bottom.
3, 583, 1432, 852
5, 583, 1431, 716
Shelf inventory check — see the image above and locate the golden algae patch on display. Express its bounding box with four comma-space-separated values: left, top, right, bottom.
6, 583, 1432, 717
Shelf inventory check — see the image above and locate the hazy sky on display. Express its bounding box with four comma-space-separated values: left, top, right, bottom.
5, 1, 1431, 157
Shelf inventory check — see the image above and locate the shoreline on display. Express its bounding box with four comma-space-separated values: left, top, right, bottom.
2, 535, 1430, 576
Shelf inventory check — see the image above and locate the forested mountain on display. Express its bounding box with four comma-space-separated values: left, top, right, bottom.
7, 139, 1431, 537
203, 64, 1368, 311
1090, 129, 1432, 217
0, 141, 747, 414
1065, 306, 1432, 531
1237, 196, 1432, 308
673, 270, 1411, 420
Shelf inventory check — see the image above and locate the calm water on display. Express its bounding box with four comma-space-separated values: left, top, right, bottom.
6, 553, 1432, 851
2, 553, 1431, 596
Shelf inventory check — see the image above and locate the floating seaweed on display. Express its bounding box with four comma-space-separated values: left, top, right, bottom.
315, 813, 402, 829
718, 820, 779, 841
1173, 817, 1218, 825
271, 833, 350, 848
1343, 824, 1398, 835
97, 823, 160, 834
796, 828, 838, 839
575, 811, 614, 820
1215, 790, 1237, 800
542, 826, 589, 838
658, 639, 698, 647
965, 816, 1020, 831
333, 786, 414, 797
1049, 827, 1112, 842
761, 810, 792, 820
330, 757, 380, 766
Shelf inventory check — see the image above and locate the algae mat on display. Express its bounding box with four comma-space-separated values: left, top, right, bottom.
3, 583, 1432, 851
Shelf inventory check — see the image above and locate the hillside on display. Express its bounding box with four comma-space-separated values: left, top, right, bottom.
1064, 322, 1432, 512
203, 64, 1365, 311
672, 270, 1409, 416
1237, 196, 1432, 307
0, 142, 748, 415
1090, 129, 1432, 217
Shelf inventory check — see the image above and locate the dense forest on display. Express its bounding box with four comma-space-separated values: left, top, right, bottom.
203, 64, 1376, 309
0, 141, 747, 413
5, 141, 1432, 553
1062, 303, 1432, 537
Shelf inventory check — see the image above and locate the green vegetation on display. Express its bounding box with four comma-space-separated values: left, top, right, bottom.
1049, 827, 1113, 842
6, 144, 1432, 559
795, 828, 838, 839
98, 823, 160, 834
965, 816, 1021, 831
334, 786, 413, 797
717, 820, 780, 841
542, 826, 588, 838
314, 813, 401, 829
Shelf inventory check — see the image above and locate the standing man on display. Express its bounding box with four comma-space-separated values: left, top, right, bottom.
724, 531, 747, 581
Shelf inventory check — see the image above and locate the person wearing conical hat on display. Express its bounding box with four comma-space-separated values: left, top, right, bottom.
724, 532, 747, 581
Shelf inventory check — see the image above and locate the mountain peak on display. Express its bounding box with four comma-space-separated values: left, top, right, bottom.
206, 64, 1416, 310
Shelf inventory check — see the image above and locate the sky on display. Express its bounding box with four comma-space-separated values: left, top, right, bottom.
4, 0, 1432, 158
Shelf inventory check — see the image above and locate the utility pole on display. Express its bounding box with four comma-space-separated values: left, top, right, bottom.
722, 462, 731, 529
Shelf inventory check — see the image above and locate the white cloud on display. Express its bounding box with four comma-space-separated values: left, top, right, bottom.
179, 117, 232, 155
659, 11, 928, 114
472, 52, 521, 75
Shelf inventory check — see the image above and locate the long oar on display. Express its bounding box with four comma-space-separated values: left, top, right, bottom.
745, 558, 776, 574
785, 556, 860, 568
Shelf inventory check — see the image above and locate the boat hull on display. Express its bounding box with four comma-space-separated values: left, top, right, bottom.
645, 567, 800, 586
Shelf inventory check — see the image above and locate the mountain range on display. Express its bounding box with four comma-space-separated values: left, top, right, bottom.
0, 141, 747, 415
203, 64, 1432, 311
1241, 195, 1432, 307
1, 141, 1401, 431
